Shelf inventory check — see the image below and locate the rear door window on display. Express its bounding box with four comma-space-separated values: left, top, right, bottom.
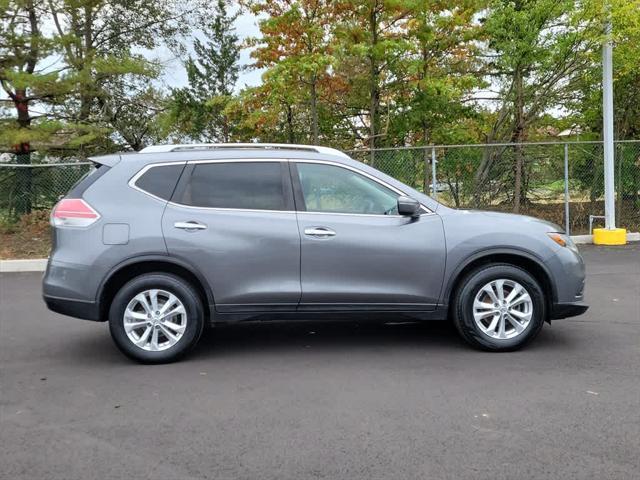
173, 161, 292, 211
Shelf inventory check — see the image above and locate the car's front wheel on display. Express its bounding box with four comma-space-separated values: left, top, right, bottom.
108, 273, 205, 363
452, 264, 546, 351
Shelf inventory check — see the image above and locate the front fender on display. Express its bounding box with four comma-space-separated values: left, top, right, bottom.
440, 246, 558, 307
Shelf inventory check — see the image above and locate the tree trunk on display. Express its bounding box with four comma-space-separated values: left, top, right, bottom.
79, 5, 94, 122
13, 90, 33, 216
420, 45, 430, 194
286, 104, 295, 144
222, 115, 230, 143
9, 0, 41, 216
368, 3, 380, 166
513, 145, 524, 213
422, 126, 430, 194
369, 69, 379, 166
310, 77, 319, 144
633, 153, 640, 204
512, 66, 525, 214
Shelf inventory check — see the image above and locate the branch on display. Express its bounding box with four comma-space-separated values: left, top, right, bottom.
48, 0, 78, 66
93, 13, 189, 50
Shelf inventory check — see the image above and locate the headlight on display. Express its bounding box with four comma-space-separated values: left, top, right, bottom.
547, 232, 579, 253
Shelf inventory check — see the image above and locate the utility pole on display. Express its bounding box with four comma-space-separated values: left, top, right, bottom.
594, 6, 626, 245
602, 18, 615, 230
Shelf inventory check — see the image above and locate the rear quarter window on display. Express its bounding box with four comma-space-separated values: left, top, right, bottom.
134, 164, 185, 200
67, 163, 110, 198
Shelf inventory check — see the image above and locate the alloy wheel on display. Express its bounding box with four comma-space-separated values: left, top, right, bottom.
472, 279, 533, 340
123, 289, 187, 351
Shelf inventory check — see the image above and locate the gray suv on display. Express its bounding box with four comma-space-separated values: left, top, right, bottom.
43, 143, 587, 363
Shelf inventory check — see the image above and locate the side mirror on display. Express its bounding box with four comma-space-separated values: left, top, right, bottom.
397, 196, 421, 217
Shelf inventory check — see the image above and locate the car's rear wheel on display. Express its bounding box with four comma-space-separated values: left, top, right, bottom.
452, 264, 546, 351
108, 273, 204, 363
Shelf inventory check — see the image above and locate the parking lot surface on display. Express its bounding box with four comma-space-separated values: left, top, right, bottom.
1, 244, 639, 480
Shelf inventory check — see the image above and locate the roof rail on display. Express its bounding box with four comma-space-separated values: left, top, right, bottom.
139, 143, 350, 159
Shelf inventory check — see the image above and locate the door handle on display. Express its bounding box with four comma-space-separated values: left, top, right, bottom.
304, 227, 336, 237
174, 221, 207, 231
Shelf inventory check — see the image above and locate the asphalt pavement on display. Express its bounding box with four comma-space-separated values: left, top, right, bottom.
1, 244, 639, 480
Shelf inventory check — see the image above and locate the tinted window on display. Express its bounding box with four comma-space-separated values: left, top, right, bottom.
178, 162, 287, 210
296, 163, 399, 215
67, 163, 110, 197
135, 164, 185, 200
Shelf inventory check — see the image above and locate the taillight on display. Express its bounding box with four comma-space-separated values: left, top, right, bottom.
51, 198, 100, 227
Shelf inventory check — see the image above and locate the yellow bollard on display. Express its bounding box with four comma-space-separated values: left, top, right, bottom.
593, 228, 627, 245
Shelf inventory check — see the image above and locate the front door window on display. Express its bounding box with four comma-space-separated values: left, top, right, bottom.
296, 163, 399, 215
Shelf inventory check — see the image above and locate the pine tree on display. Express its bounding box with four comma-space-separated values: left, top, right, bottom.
168, 0, 240, 142
0, 0, 76, 214
244, 0, 335, 145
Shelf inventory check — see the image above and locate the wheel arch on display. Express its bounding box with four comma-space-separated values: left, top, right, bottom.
443, 248, 557, 316
97, 255, 214, 322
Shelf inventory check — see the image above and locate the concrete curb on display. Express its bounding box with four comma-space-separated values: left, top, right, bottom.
572, 232, 640, 244
0, 259, 48, 273
1, 232, 638, 272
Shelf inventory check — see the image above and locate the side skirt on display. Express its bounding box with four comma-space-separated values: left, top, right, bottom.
209, 306, 449, 324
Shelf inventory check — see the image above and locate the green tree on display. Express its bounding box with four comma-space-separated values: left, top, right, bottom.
244, 0, 335, 145
332, 0, 410, 159
478, 0, 598, 212
167, 0, 240, 142
1, 0, 206, 214
46, 0, 194, 151
388, 0, 482, 192
396, 1, 480, 144
101, 77, 168, 151
0, 0, 79, 214
228, 74, 305, 144
0, 0, 91, 152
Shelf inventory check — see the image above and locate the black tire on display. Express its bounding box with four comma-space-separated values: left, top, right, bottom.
452, 263, 546, 351
108, 273, 205, 364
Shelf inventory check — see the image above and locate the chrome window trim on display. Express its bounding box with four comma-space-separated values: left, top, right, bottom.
165, 202, 297, 215
129, 158, 433, 216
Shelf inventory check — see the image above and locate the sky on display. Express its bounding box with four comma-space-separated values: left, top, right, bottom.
155, 9, 264, 92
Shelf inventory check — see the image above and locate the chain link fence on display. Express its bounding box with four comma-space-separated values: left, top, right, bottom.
1, 141, 639, 235
0, 160, 92, 220
350, 141, 640, 234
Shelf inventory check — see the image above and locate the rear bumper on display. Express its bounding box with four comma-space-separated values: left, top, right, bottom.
550, 301, 589, 320
42, 258, 104, 321
43, 294, 102, 321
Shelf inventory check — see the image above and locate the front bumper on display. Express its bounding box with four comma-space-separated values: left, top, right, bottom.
550, 301, 589, 320
544, 244, 588, 320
